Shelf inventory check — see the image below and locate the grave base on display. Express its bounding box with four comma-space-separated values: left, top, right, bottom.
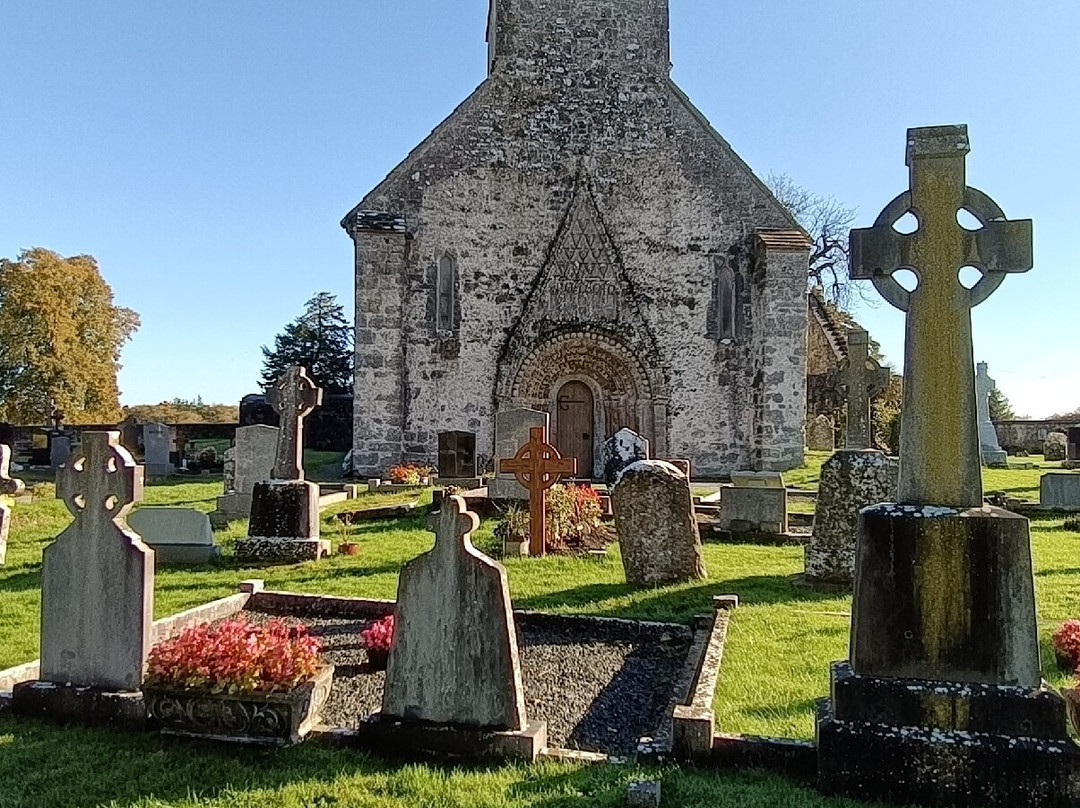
150, 544, 222, 565
234, 538, 330, 563
11, 680, 146, 729
817, 664, 1080, 807
247, 480, 319, 541
332, 714, 547, 762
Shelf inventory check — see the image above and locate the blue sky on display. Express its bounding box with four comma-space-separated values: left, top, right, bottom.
1, 1, 1077, 417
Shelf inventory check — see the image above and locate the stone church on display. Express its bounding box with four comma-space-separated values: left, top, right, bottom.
343, 0, 812, 479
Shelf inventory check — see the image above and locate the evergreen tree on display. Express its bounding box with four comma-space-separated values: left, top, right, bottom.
988, 387, 1017, 421
260, 293, 353, 394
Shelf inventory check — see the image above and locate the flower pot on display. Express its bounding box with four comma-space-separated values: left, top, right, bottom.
143, 665, 334, 746
365, 648, 389, 670
1064, 686, 1080, 737
339, 542, 360, 556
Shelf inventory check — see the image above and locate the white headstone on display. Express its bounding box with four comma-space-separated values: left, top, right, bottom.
602, 428, 650, 487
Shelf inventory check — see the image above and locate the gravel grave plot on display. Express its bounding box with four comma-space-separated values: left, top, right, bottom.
244, 611, 692, 755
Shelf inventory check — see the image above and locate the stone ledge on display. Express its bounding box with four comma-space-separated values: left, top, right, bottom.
709, 733, 818, 783
234, 538, 330, 563
11, 681, 147, 729
672, 606, 731, 759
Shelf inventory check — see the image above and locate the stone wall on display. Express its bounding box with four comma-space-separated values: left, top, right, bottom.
994, 420, 1078, 454
344, 0, 809, 477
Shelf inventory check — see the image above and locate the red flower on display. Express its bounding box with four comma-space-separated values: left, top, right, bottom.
360, 615, 395, 653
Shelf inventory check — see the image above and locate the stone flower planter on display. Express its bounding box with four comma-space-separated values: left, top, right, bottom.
143, 665, 334, 746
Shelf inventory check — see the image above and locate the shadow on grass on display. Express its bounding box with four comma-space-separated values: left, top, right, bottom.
0, 567, 42, 594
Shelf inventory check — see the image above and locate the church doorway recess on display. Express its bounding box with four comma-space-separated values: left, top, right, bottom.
555, 380, 595, 477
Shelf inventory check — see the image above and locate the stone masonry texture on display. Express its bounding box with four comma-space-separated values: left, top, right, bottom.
344, 0, 810, 478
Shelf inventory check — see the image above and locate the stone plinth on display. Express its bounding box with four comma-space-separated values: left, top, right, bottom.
128, 507, 219, 565
850, 505, 1039, 687
1040, 473, 1080, 509
236, 480, 328, 562
612, 460, 706, 586
804, 450, 897, 587
719, 483, 787, 534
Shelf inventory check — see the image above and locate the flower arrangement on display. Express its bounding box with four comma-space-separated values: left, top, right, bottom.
360, 614, 395, 669
1052, 620, 1080, 672
387, 463, 432, 485
146, 618, 323, 694
546, 483, 613, 552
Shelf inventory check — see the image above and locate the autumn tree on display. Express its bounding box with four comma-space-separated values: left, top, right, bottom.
767, 173, 857, 306
0, 248, 140, 424
260, 292, 353, 394
123, 397, 239, 424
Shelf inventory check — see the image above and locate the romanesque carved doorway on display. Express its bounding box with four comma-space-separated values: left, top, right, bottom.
555, 381, 595, 477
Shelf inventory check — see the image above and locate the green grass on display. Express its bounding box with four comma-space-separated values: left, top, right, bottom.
1, 463, 1077, 807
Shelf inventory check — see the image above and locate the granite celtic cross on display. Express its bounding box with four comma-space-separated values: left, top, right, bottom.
841, 328, 891, 450
499, 426, 576, 556
850, 125, 1032, 506
267, 366, 323, 480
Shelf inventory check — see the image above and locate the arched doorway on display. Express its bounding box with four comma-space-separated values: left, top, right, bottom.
556, 381, 595, 476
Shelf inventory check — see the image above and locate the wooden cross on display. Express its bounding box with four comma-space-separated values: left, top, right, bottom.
57, 431, 143, 526
850, 125, 1032, 506
499, 426, 577, 556
267, 366, 323, 480
840, 328, 891, 450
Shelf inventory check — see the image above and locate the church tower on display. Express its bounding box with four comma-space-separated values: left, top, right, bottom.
344, 1, 811, 478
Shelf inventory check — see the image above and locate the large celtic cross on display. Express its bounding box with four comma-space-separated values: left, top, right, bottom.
840, 328, 891, 450
57, 432, 144, 529
850, 125, 1032, 506
267, 366, 323, 480
500, 426, 577, 556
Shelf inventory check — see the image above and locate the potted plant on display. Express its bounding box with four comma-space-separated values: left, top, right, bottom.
142, 617, 333, 745
360, 614, 394, 670
494, 504, 530, 557
337, 514, 359, 556
1052, 620, 1080, 672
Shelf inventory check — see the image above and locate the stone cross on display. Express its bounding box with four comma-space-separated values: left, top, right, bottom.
43, 431, 152, 690
0, 444, 26, 566
840, 328, 891, 450
850, 125, 1032, 506
499, 426, 577, 555
266, 366, 323, 480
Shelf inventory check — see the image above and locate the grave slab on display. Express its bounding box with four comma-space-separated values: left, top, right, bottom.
128, 507, 219, 564
1040, 473, 1080, 509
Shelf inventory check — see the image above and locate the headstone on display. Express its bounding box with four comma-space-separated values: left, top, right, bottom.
663, 458, 691, 479
213, 424, 279, 521
840, 328, 891, 450
816, 126, 1073, 808
488, 408, 549, 499
720, 471, 787, 534
382, 495, 528, 730
49, 434, 71, 471
0, 445, 26, 566
1040, 473, 1080, 509
437, 431, 478, 479
612, 460, 706, 585
128, 507, 219, 564
601, 428, 650, 487
117, 415, 141, 455
41, 432, 152, 690
142, 422, 175, 475
806, 415, 835, 452
499, 426, 576, 556
1044, 431, 1068, 462
976, 362, 1007, 465
237, 367, 328, 562
0, 422, 14, 447
804, 450, 898, 587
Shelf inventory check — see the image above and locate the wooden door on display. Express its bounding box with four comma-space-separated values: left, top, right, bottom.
556, 381, 594, 478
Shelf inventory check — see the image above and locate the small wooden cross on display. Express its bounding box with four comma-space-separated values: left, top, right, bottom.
850, 125, 1032, 506
267, 366, 323, 480
499, 426, 577, 556
840, 328, 891, 450
57, 431, 143, 526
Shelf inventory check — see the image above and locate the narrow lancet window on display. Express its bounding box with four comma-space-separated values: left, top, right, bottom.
436, 255, 456, 333
713, 263, 736, 342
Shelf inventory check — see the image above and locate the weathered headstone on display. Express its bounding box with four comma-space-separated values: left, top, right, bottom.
0, 445, 26, 566
40, 432, 152, 690
142, 422, 175, 475
437, 431, 478, 479
840, 328, 891, 450
804, 450, 897, 587
382, 495, 528, 730
816, 126, 1076, 808
1040, 473, 1080, 509
612, 460, 706, 585
602, 428, 650, 487
488, 408, 548, 499
499, 426, 576, 556
1044, 431, 1068, 462
117, 415, 141, 455
806, 415, 835, 452
49, 434, 71, 472
128, 507, 219, 564
237, 367, 328, 562
719, 472, 787, 534
212, 424, 279, 521
976, 362, 1007, 465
